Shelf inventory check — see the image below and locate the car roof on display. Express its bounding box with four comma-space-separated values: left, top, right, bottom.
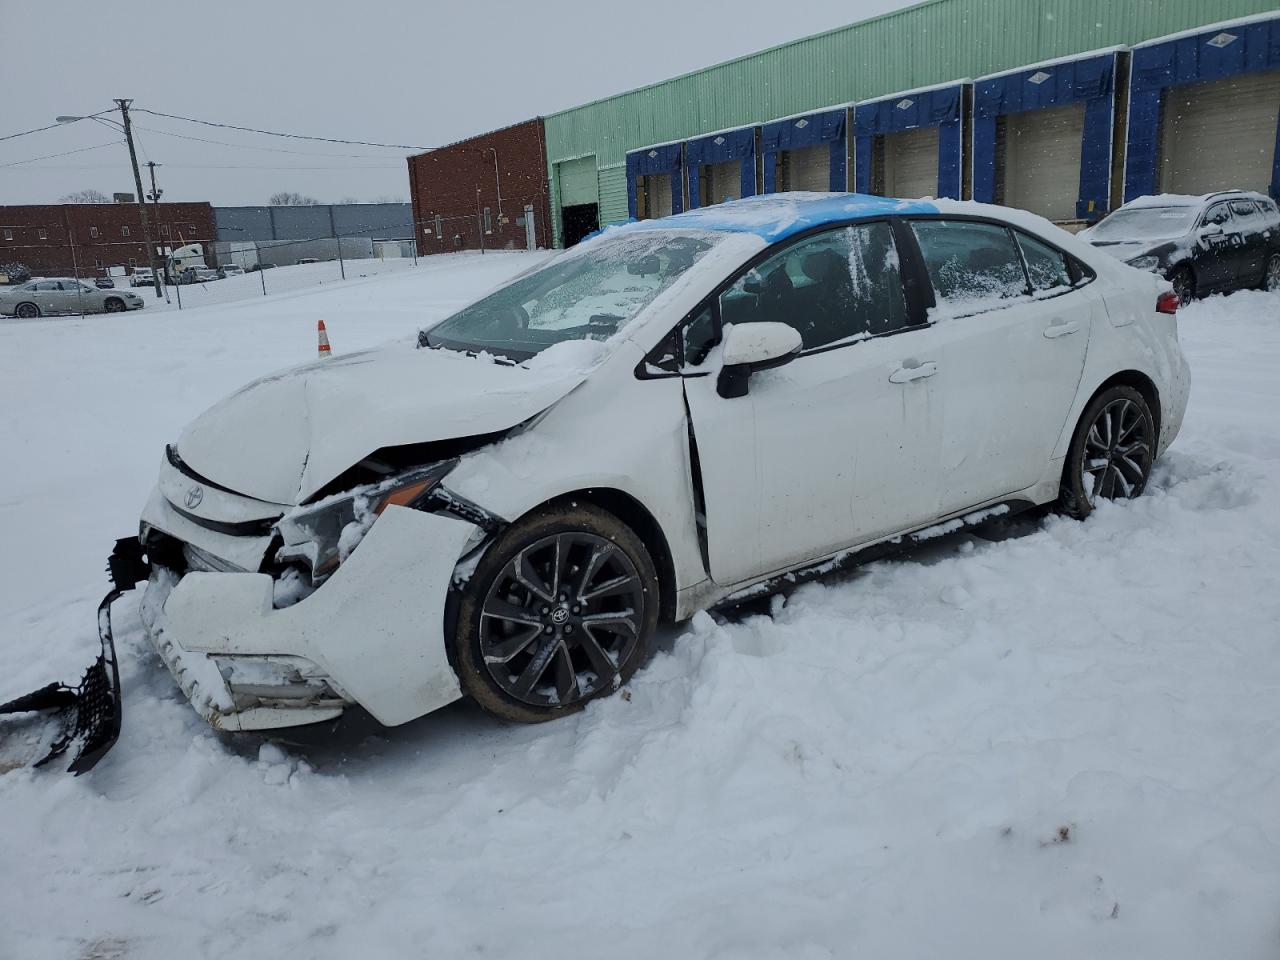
622, 192, 940, 243
1120, 190, 1273, 211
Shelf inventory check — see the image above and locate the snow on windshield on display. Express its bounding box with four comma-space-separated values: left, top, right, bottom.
425, 231, 717, 361
1090, 206, 1199, 242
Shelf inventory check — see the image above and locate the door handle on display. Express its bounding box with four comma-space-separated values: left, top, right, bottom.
1043, 319, 1080, 339
889, 360, 937, 383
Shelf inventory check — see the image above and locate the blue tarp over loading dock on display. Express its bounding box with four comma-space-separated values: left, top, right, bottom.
627, 143, 684, 219
1125, 16, 1280, 202
854, 83, 966, 200
973, 51, 1119, 220
685, 126, 757, 208
761, 108, 847, 193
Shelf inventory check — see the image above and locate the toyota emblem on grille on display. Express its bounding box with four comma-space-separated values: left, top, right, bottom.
185, 485, 204, 509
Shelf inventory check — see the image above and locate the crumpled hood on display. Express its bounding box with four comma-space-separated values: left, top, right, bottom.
176, 345, 587, 504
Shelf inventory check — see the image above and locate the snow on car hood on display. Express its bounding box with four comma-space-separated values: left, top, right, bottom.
1086, 240, 1153, 262
175, 345, 589, 504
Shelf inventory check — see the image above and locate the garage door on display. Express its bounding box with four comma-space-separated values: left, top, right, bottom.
1159, 70, 1280, 196
883, 126, 940, 199
1004, 102, 1085, 221
780, 144, 830, 192
558, 156, 599, 207
642, 175, 673, 219
705, 161, 741, 204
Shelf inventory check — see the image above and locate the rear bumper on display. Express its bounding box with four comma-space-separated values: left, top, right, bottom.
140, 504, 476, 731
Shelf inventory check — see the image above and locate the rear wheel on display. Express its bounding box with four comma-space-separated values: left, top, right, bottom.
1169, 265, 1195, 304
453, 502, 660, 723
1059, 385, 1155, 519
1261, 253, 1280, 293
104, 297, 125, 313
14, 302, 39, 319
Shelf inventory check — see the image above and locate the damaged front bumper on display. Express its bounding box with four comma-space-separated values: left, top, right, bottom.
141, 502, 478, 731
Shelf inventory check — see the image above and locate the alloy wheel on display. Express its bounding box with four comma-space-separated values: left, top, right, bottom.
1080, 397, 1152, 505
1266, 255, 1280, 293
479, 532, 644, 707
105, 299, 125, 313
16, 303, 39, 319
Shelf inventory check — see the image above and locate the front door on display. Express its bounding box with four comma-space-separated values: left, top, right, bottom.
682, 221, 942, 586
1195, 201, 1241, 291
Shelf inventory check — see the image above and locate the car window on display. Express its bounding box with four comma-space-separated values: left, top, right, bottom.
1257, 199, 1280, 221
717, 222, 909, 351
1203, 203, 1234, 228
682, 305, 718, 367
58, 281, 88, 292
910, 220, 1028, 316
1016, 232, 1072, 293
34, 280, 61, 291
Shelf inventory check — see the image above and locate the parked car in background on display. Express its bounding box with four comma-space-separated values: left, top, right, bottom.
0, 278, 145, 317
1080, 191, 1280, 301
297, 257, 321, 265
94, 274, 116, 289
130, 268, 156, 288
135, 194, 1188, 737
217, 265, 245, 279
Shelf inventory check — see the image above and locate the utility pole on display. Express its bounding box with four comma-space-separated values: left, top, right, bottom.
145, 161, 173, 305
116, 99, 164, 300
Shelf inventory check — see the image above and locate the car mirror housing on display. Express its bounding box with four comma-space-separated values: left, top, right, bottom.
717, 322, 803, 399
1200, 223, 1224, 237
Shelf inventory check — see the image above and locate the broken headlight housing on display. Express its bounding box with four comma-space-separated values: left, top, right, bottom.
274, 459, 458, 586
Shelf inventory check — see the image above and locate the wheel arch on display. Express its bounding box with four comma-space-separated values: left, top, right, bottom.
514, 487, 679, 624
1090, 369, 1162, 442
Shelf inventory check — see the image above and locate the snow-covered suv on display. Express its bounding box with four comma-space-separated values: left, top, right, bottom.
1081, 191, 1280, 301
133, 194, 1190, 736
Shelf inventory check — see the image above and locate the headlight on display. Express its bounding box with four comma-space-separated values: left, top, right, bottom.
274, 460, 456, 584
1126, 255, 1161, 272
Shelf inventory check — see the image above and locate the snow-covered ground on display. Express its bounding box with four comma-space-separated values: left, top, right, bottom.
1, 255, 1278, 959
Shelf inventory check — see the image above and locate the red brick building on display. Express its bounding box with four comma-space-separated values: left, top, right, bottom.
0, 201, 216, 278
408, 119, 552, 255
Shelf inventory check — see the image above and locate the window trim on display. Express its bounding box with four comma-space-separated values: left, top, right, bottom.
638, 217, 927, 380
900, 213, 1095, 318
1199, 202, 1234, 230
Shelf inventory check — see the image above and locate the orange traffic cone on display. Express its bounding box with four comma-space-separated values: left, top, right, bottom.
317, 320, 332, 358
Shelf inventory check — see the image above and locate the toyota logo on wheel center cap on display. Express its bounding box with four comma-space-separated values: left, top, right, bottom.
551, 608, 570, 625
184, 485, 204, 509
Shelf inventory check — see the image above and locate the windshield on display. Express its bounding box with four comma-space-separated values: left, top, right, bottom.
1090, 206, 1199, 242
424, 230, 718, 361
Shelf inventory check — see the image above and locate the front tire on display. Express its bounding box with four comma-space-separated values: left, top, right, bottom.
1169, 265, 1195, 304
1059, 385, 1155, 519
104, 297, 125, 313
453, 502, 660, 723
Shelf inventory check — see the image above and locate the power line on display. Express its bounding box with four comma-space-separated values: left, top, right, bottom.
134, 108, 431, 151
133, 124, 409, 160
0, 140, 125, 169
0, 110, 112, 143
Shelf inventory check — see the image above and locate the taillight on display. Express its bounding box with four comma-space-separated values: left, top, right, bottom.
1156, 291, 1179, 315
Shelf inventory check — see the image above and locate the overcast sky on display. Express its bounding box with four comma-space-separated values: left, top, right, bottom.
1, 0, 914, 207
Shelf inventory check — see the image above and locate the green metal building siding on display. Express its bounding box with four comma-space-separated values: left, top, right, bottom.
545, 0, 1278, 243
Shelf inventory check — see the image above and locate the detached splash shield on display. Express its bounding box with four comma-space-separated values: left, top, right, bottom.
0, 538, 146, 774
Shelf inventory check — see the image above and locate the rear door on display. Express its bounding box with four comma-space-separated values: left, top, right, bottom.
32, 280, 66, 314
682, 220, 942, 585
907, 218, 1092, 512
1230, 199, 1268, 284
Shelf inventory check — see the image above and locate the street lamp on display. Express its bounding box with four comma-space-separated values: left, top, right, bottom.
57, 102, 164, 300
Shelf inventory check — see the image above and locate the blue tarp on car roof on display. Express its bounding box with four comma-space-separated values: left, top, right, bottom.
619, 192, 938, 243
685, 126, 757, 209
853, 83, 967, 200
972, 50, 1119, 220
760, 107, 848, 194
626, 143, 685, 220
1125, 15, 1280, 202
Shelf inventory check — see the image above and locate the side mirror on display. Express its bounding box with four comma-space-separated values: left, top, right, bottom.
1200, 222, 1224, 237
716, 322, 803, 399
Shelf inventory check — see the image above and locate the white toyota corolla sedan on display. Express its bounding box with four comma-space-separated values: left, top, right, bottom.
136, 193, 1190, 732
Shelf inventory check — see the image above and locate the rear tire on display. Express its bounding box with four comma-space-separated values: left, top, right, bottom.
1059, 385, 1155, 519
453, 501, 660, 724
14, 302, 39, 319
1261, 253, 1280, 293
1169, 265, 1195, 304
